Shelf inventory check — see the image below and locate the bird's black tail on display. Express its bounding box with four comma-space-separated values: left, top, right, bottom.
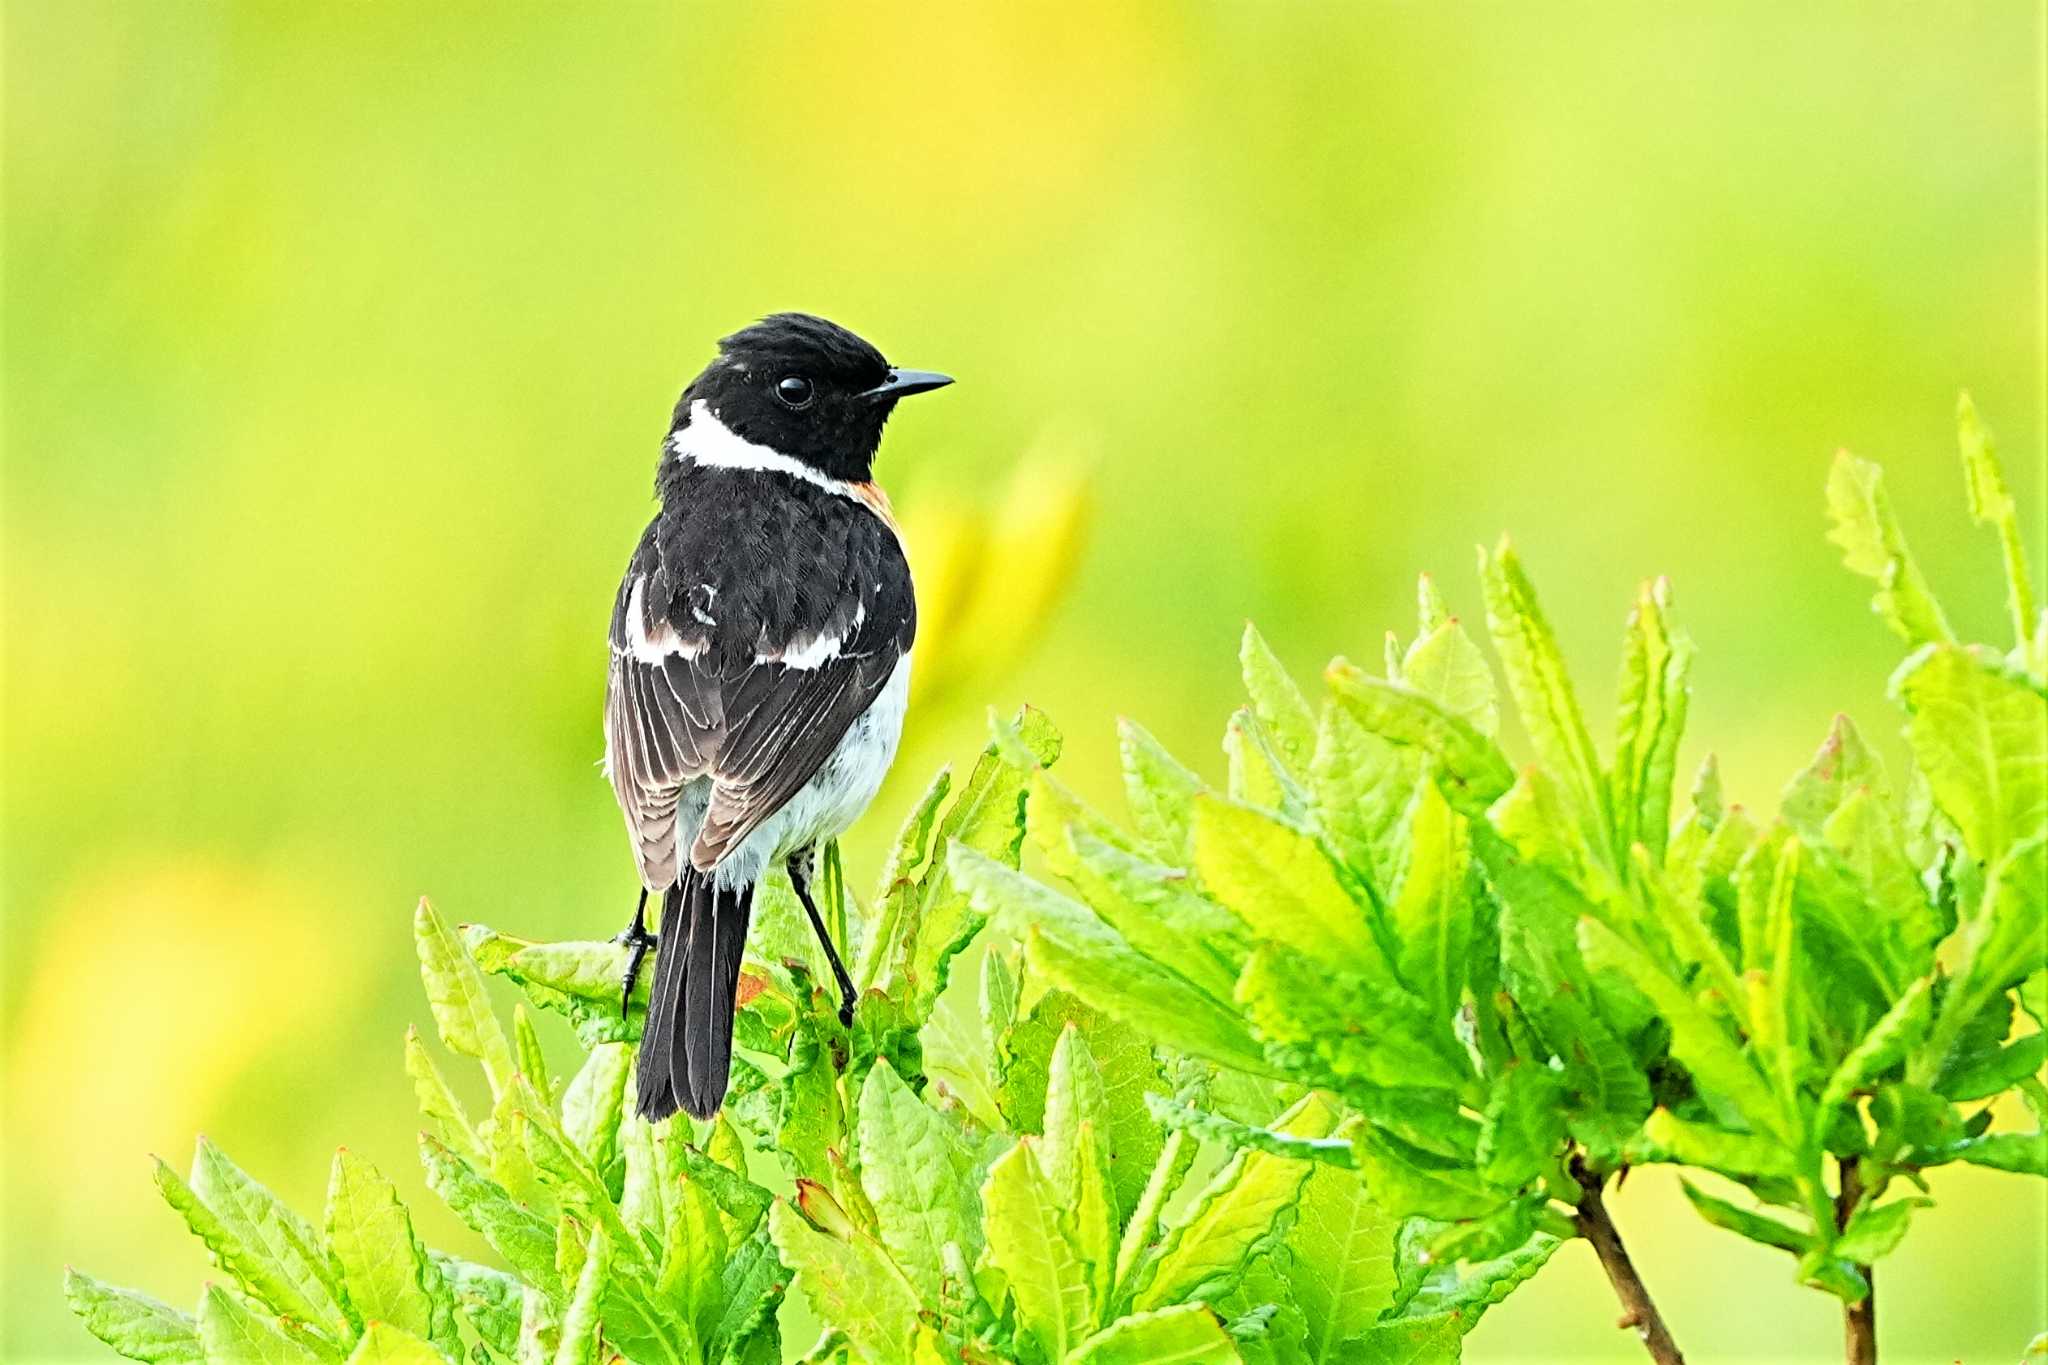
635, 868, 753, 1122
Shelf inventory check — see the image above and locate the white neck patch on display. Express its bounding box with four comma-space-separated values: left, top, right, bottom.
668, 400, 862, 501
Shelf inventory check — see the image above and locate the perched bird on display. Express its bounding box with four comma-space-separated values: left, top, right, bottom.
603, 313, 951, 1122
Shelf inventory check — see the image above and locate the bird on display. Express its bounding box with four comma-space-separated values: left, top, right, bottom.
602, 313, 951, 1122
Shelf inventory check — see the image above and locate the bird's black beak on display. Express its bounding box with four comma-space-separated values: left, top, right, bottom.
860, 368, 954, 401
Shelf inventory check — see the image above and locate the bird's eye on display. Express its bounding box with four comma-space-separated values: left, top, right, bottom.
775, 375, 815, 410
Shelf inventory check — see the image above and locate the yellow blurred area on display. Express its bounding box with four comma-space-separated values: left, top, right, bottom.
4, 2, 2044, 1360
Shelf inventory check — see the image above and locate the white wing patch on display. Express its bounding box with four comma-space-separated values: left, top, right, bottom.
623, 577, 704, 663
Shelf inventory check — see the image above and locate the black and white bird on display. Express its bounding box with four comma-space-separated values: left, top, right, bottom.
603, 313, 950, 1122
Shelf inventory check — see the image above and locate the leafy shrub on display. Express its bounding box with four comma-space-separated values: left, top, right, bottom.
70, 398, 2045, 1364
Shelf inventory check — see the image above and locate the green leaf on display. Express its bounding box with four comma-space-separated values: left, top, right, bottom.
1939, 1031, 2047, 1102
1112, 1129, 1198, 1295
156, 1141, 350, 1345
1475, 1061, 1565, 1191
1391, 782, 1474, 1024
1637, 1108, 1795, 1181
1611, 577, 1693, 860
1889, 644, 2047, 868
769, 1201, 921, 1365
558, 1042, 629, 1178
1309, 699, 1423, 904
1834, 1198, 1924, 1263
1479, 539, 1611, 856
1781, 714, 1888, 841
1922, 837, 2048, 1086
954, 846, 1275, 1077
1275, 1118, 1400, 1360
195, 1286, 330, 1365
1346, 1314, 1463, 1364
417, 1135, 559, 1292
1389, 1219, 1561, 1328
551, 1226, 605, 1365
1069, 1304, 1242, 1364
1236, 943, 1469, 1097
1119, 717, 1207, 865
429, 1255, 521, 1361
1401, 618, 1499, 738
1144, 1093, 1356, 1168
1242, 622, 1318, 773
1950, 1132, 2048, 1176
1957, 393, 2040, 662
1225, 707, 1294, 812
1577, 917, 1787, 1141
324, 1150, 452, 1356
1195, 795, 1380, 971
1324, 662, 1515, 818
1826, 450, 1954, 646
1043, 1026, 1111, 1195
1677, 1181, 1810, 1256
1349, 1127, 1498, 1221
1818, 978, 1933, 1118
414, 899, 517, 1097
64, 1269, 202, 1365
855, 1059, 983, 1300
512, 1004, 550, 1096
403, 1027, 486, 1166
1135, 1099, 1325, 1310
343, 1324, 445, 1365
1044, 820, 1244, 1005
983, 1138, 1094, 1360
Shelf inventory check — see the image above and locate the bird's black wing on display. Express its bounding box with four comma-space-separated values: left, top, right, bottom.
603, 473, 915, 886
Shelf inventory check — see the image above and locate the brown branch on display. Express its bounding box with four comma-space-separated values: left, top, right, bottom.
1836, 1156, 1877, 1365
1572, 1160, 1686, 1365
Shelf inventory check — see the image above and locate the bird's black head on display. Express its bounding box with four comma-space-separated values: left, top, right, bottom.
667, 313, 952, 483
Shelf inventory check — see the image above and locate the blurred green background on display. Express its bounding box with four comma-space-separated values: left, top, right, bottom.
5, 3, 2044, 1360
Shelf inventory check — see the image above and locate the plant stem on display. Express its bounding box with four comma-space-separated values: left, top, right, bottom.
1836, 1156, 1877, 1365
1571, 1160, 1686, 1365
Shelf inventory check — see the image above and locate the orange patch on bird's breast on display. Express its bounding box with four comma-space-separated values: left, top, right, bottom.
849, 482, 900, 537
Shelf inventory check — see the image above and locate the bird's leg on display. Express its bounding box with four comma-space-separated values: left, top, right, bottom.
614, 887, 658, 1020
788, 850, 858, 1027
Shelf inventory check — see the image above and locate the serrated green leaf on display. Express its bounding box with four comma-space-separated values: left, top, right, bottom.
1143, 1093, 1355, 1168
1890, 644, 2047, 868
1957, 393, 2040, 662
550, 1226, 604, 1365
1347, 1313, 1463, 1364
156, 1142, 349, 1345
1195, 795, 1380, 972
417, 1135, 558, 1292
325, 1150, 450, 1356
1045, 821, 1243, 1005
558, 1042, 629, 1183
1818, 978, 1933, 1119
512, 1004, 550, 1098
1950, 1132, 2048, 1175
1677, 1181, 1810, 1256
1069, 1303, 1242, 1364
1135, 1099, 1324, 1311
955, 846, 1275, 1076
1392, 782, 1474, 1024
983, 1138, 1094, 1360
404, 1027, 486, 1166
1391, 1219, 1560, 1329
1325, 662, 1514, 818
1921, 836, 2048, 1087
1236, 943, 1469, 1097
855, 1059, 983, 1300
1242, 622, 1318, 773
1826, 450, 1954, 646
1225, 707, 1295, 812
1475, 1061, 1565, 1191
1119, 717, 1207, 865
1834, 1198, 1924, 1263
1781, 714, 1888, 841
1479, 540, 1611, 857
64, 1270, 202, 1365
1043, 1026, 1111, 1196
343, 1323, 444, 1365
1112, 1128, 1198, 1296
195, 1286, 330, 1365
1577, 917, 1787, 1141
1309, 699, 1422, 904
1611, 577, 1692, 861
1272, 1105, 1399, 1361
415, 900, 517, 1097
708, 1225, 787, 1363
1402, 618, 1499, 739
1350, 1127, 1499, 1221
428, 1255, 521, 1361
1939, 1031, 2047, 1102
1638, 1108, 1794, 1181
770, 1201, 922, 1365
514, 1285, 556, 1365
